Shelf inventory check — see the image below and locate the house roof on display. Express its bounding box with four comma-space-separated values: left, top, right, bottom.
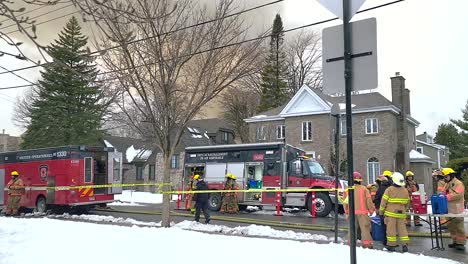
245, 85, 419, 125
416, 140, 447, 150
188, 118, 234, 134
103, 136, 154, 163
409, 149, 435, 164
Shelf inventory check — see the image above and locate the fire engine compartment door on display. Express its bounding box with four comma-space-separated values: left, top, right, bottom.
108, 151, 123, 194
0, 169, 4, 205
226, 163, 245, 202
205, 163, 226, 183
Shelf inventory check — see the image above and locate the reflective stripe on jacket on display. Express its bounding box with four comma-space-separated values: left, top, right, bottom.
445, 178, 465, 214
379, 185, 409, 219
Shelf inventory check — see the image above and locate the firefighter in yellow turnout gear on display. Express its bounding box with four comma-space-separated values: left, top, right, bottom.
379, 172, 410, 252
405, 171, 422, 227
442, 168, 466, 251
220, 173, 239, 213
343, 172, 375, 249
186, 174, 199, 214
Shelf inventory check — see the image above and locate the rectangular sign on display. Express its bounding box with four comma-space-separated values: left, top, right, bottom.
322, 18, 378, 94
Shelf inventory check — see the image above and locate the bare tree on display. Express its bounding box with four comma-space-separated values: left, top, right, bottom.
286, 30, 322, 95
78, 0, 262, 226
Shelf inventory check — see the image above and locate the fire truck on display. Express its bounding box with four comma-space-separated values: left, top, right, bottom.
184, 142, 346, 217
0, 146, 123, 213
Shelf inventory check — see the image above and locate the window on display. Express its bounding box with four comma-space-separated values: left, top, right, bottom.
84, 157, 93, 182
302, 121, 312, 141
416, 147, 423, 154
441, 150, 445, 156
367, 157, 380, 183
340, 119, 347, 136
276, 125, 285, 140
149, 165, 155, 180
427, 136, 433, 144
365, 118, 378, 134
171, 154, 179, 169
136, 166, 143, 180
222, 131, 229, 143
256, 125, 266, 141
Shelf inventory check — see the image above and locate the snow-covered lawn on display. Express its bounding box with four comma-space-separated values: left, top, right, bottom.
0, 217, 461, 264
110, 190, 178, 205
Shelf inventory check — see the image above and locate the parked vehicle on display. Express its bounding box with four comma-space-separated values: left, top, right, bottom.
0, 146, 122, 213
184, 142, 346, 217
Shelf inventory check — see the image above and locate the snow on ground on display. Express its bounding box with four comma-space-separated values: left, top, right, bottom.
110, 190, 178, 206
48, 213, 162, 227
175, 220, 340, 242
112, 190, 162, 205
0, 217, 461, 264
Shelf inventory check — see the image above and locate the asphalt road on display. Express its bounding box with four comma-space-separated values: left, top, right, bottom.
91, 202, 468, 263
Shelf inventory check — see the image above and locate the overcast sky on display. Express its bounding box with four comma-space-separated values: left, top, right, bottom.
0, 0, 466, 137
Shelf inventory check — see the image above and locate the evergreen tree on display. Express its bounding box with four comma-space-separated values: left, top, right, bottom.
258, 14, 288, 112
21, 17, 105, 149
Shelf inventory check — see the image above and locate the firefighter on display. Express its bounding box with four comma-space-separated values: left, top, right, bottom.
220, 173, 239, 214
367, 177, 381, 202
433, 169, 448, 227
405, 171, 422, 227
5, 171, 25, 216
379, 172, 410, 252
373, 170, 392, 246
343, 171, 375, 249
442, 168, 466, 251
186, 174, 199, 214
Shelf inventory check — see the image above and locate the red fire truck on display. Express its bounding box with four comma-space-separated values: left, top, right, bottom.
0, 146, 122, 213
184, 142, 346, 217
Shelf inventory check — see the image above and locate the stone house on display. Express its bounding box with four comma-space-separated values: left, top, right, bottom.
416, 132, 449, 169
0, 130, 21, 152
245, 73, 432, 188
103, 118, 235, 191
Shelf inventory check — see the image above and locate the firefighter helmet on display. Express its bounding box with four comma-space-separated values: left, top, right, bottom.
376, 175, 387, 182
392, 172, 405, 187
405, 171, 414, 177
11, 171, 19, 177
226, 173, 236, 179
441, 168, 455, 176
383, 170, 392, 177
352, 171, 363, 182
193, 174, 200, 180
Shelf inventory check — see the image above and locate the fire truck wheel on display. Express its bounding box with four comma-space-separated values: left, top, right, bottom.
208, 193, 222, 211
308, 192, 332, 217
35, 196, 47, 214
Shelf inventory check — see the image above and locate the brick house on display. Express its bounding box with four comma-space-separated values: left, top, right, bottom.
245, 73, 428, 186
416, 132, 449, 169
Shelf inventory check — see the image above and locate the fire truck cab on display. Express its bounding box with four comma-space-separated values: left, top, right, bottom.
0, 145, 122, 213
184, 142, 345, 217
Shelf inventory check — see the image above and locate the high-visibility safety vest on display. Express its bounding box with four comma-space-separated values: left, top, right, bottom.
379, 185, 409, 218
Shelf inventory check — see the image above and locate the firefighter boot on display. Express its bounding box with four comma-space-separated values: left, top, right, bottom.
385, 246, 397, 252
402, 245, 408, 253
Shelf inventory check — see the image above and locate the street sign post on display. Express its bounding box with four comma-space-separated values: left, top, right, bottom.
322, 18, 377, 94
316, 1, 376, 264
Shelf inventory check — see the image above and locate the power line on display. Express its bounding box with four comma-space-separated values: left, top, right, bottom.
0, 0, 405, 90
0, 65, 36, 85
0, 3, 76, 31
4, 10, 80, 35
0, 0, 285, 75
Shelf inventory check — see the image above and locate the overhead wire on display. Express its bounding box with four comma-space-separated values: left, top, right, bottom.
0, 0, 405, 90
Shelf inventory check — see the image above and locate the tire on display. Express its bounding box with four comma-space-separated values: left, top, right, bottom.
208, 193, 222, 211
35, 196, 47, 214
308, 192, 332, 217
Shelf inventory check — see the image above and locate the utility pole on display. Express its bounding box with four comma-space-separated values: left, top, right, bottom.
343, 0, 357, 264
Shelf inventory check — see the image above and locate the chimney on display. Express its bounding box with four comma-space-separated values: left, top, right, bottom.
2, 129, 4, 134
390, 72, 410, 173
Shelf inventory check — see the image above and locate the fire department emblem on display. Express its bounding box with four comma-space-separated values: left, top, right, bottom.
39, 165, 48, 182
